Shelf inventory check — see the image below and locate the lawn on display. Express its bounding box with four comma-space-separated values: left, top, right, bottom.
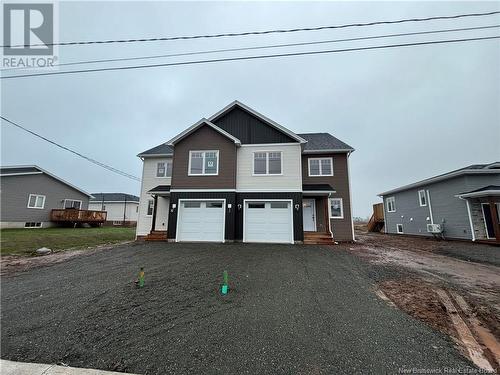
0, 227, 136, 255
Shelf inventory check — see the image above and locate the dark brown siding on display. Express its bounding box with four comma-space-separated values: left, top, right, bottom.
302, 153, 353, 241
171, 125, 237, 189
168, 192, 236, 240
236, 192, 303, 241
212, 106, 296, 144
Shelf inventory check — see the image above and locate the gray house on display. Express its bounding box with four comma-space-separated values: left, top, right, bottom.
379, 163, 500, 244
0, 165, 92, 228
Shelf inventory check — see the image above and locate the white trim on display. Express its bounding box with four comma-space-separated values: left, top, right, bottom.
89, 201, 139, 204
1, 165, 92, 197
329, 197, 344, 219
465, 199, 475, 241
252, 151, 283, 176
242, 199, 294, 244
307, 157, 334, 177
386, 196, 396, 213
176, 198, 226, 243
379, 169, 500, 196
27, 194, 46, 209
481, 203, 494, 239
346, 155, 355, 241
302, 190, 336, 195
63, 199, 82, 209
302, 198, 317, 231
208, 100, 307, 144
137, 153, 173, 158
456, 189, 500, 198
188, 150, 219, 176
1, 172, 43, 177
238, 189, 302, 192
167, 118, 241, 146
241, 143, 301, 148
396, 224, 404, 234
418, 190, 427, 207
170, 189, 235, 193
426, 190, 434, 225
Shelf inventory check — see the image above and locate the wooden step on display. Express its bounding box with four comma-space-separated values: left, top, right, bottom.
145, 231, 168, 241
303, 232, 335, 245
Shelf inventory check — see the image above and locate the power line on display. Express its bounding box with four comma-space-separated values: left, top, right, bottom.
2, 10, 499, 48
3, 24, 498, 72
0, 116, 141, 182
2, 35, 499, 80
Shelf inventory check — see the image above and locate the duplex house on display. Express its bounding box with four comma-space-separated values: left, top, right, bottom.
379, 163, 500, 244
89, 193, 140, 226
0, 165, 93, 228
136, 101, 354, 244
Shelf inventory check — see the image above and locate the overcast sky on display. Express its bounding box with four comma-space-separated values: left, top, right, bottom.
1, 1, 499, 217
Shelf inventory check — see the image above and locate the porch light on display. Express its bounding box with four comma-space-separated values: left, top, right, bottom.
295, 204, 300, 211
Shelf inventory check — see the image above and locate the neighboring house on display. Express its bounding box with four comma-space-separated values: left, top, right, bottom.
89, 193, 140, 226
379, 163, 500, 244
0, 165, 92, 228
136, 100, 355, 244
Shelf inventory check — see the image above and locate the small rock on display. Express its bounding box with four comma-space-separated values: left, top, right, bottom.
36, 247, 52, 255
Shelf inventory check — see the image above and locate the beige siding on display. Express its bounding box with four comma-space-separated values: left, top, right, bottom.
136, 157, 172, 236
236, 144, 302, 191
88, 201, 139, 222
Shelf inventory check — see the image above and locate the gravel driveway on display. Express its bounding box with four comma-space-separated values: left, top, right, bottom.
1, 242, 474, 374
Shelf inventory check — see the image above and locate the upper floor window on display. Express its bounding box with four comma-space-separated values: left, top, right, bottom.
330, 198, 344, 218
189, 150, 219, 175
386, 196, 396, 212
308, 158, 333, 176
253, 151, 282, 175
418, 190, 427, 206
157, 161, 172, 177
27, 194, 45, 209
64, 199, 82, 209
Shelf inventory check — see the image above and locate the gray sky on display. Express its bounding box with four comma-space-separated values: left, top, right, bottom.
2, 1, 499, 217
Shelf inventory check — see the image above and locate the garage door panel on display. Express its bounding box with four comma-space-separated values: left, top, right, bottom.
177, 200, 225, 242
244, 201, 293, 244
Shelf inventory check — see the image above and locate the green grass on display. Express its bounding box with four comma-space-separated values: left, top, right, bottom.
0, 227, 136, 255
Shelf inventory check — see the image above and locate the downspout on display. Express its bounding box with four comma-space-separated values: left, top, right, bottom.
346, 151, 356, 241
327, 192, 334, 239
426, 190, 434, 225
461, 197, 476, 241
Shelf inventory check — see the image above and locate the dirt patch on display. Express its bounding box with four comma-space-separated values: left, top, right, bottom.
0, 241, 133, 276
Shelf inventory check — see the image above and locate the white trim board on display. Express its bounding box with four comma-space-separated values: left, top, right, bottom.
167, 118, 241, 146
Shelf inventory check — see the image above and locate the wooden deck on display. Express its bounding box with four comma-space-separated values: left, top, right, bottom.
368, 203, 385, 232
50, 209, 107, 224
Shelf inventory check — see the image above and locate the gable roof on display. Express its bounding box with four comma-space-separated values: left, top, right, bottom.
166, 118, 241, 146
298, 133, 355, 153
0, 165, 92, 197
90, 193, 139, 202
209, 101, 307, 144
137, 143, 174, 158
379, 162, 500, 196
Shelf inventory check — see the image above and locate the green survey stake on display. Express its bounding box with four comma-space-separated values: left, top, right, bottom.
138, 267, 145, 288
221, 270, 229, 295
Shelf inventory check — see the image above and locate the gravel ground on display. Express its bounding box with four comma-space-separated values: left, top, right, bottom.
1, 242, 475, 374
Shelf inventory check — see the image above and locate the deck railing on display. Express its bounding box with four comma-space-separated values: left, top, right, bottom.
50, 209, 107, 223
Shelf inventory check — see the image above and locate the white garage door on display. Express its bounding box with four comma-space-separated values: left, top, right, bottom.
177, 200, 225, 242
244, 201, 293, 244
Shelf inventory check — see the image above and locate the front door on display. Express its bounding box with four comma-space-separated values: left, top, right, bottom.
302, 199, 316, 231
482, 203, 498, 239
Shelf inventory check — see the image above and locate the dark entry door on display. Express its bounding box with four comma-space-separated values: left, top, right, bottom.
482, 203, 495, 239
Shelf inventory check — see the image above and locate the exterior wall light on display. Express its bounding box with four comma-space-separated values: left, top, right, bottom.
295, 204, 300, 211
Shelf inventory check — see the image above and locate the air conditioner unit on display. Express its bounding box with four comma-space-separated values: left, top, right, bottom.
427, 224, 443, 233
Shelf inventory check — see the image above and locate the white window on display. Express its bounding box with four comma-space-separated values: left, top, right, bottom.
396, 224, 404, 234
113, 220, 123, 226
329, 198, 344, 218
24, 222, 42, 228
189, 151, 219, 175
64, 199, 82, 209
418, 190, 427, 206
147, 199, 154, 216
27, 194, 45, 209
253, 151, 282, 175
386, 197, 396, 212
308, 158, 333, 176
157, 161, 172, 177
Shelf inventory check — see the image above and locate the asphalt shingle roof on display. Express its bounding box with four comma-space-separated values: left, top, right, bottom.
90, 193, 139, 202
297, 133, 354, 152
138, 144, 174, 157
0, 166, 41, 175
148, 185, 171, 193
459, 185, 500, 195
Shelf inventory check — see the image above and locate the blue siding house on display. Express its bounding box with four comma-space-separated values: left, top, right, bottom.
379, 163, 500, 244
